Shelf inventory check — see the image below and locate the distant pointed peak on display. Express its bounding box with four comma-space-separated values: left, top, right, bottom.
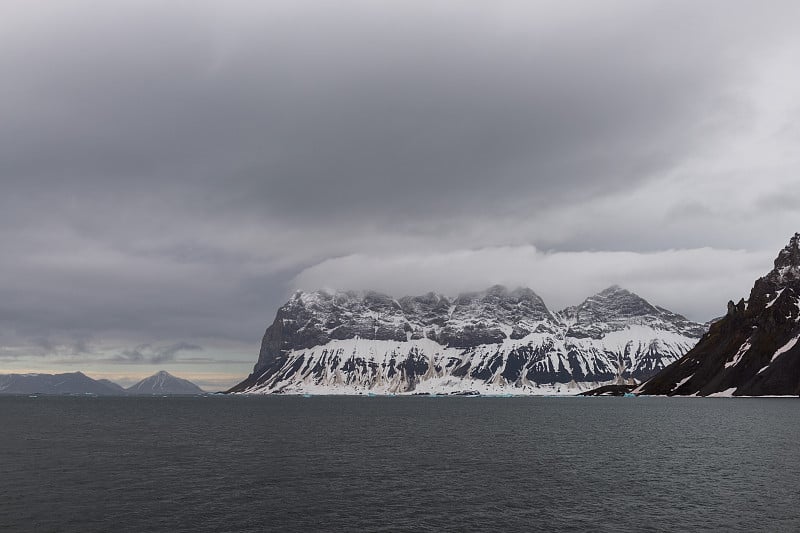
483, 285, 546, 300
592, 285, 641, 301
773, 232, 800, 269
597, 284, 626, 295
127, 370, 204, 394
511, 286, 531, 292
577, 285, 660, 319
764, 232, 800, 285
484, 284, 509, 295
290, 289, 335, 307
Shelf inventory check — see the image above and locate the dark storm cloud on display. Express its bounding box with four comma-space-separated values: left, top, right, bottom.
0, 0, 799, 372
0, 0, 784, 222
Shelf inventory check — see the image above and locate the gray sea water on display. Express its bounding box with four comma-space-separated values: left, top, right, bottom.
1, 396, 798, 532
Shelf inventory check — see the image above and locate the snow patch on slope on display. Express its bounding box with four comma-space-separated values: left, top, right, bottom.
771, 335, 799, 364
725, 338, 752, 369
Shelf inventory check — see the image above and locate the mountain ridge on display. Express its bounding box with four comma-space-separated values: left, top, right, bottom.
0, 370, 206, 396
230, 284, 705, 395
0, 371, 125, 396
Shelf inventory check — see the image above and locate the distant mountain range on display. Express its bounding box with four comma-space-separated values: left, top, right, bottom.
639, 233, 800, 397
229, 284, 706, 395
0, 372, 127, 396
0, 371, 205, 396
12, 234, 798, 398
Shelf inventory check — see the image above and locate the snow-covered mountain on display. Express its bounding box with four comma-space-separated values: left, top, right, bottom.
639, 233, 800, 397
229, 285, 705, 395
0, 372, 125, 395
126, 371, 205, 395
561, 286, 706, 383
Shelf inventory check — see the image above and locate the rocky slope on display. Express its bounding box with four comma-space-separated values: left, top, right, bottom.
639, 233, 800, 396
126, 371, 205, 395
229, 285, 704, 395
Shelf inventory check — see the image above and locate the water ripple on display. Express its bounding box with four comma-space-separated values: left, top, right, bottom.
0, 396, 798, 532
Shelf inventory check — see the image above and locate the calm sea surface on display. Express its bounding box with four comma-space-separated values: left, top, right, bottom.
1, 396, 798, 532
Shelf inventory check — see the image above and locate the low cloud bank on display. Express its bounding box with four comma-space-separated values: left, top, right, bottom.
294, 245, 772, 321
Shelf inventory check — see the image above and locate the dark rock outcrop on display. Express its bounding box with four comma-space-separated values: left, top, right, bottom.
579, 384, 637, 396
639, 233, 800, 396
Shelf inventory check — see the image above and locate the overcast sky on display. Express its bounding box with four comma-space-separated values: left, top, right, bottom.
2, 0, 799, 389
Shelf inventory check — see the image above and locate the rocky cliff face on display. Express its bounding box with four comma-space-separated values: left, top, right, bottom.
639, 233, 800, 396
229, 284, 704, 395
